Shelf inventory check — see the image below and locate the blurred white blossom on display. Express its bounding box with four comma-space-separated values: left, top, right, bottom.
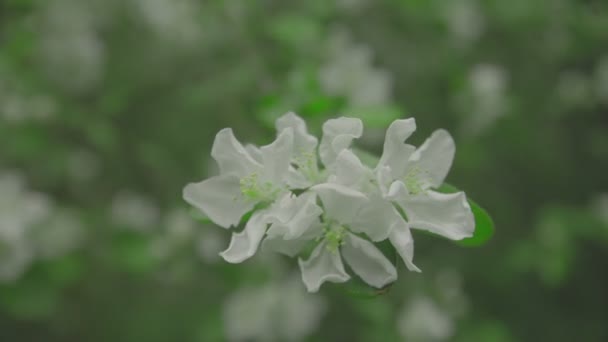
37, 0, 105, 93
443, 0, 485, 46
336, 0, 369, 12
223, 276, 326, 341
130, 0, 202, 45
435, 269, 470, 317
397, 295, 455, 341
594, 56, 608, 104
319, 30, 393, 107
592, 193, 608, 225
460, 64, 509, 136
111, 190, 160, 231
0, 171, 50, 281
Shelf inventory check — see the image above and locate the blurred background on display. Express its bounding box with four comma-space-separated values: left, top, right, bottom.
1, 0, 607, 341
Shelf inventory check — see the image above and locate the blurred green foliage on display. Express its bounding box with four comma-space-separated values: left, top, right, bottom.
0, 0, 607, 341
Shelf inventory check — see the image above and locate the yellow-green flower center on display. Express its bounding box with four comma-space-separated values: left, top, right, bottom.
239, 173, 282, 202
323, 222, 346, 253
403, 166, 430, 195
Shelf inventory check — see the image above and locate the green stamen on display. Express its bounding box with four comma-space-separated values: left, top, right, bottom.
404, 166, 429, 195
239, 172, 282, 202
324, 222, 346, 253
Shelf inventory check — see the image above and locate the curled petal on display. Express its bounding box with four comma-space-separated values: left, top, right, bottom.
263, 222, 323, 257
183, 175, 254, 228
319, 117, 363, 167
311, 183, 368, 226
276, 112, 318, 155
408, 129, 455, 188
330, 149, 367, 187
286, 168, 313, 189
389, 218, 421, 272
376, 166, 393, 197
244, 144, 262, 163
394, 190, 475, 241
261, 128, 294, 182
377, 118, 417, 178
342, 233, 397, 289
220, 210, 269, 263
266, 192, 323, 240
298, 242, 350, 293
211, 128, 261, 177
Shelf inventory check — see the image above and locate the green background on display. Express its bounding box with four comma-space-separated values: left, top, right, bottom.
1, 0, 607, 341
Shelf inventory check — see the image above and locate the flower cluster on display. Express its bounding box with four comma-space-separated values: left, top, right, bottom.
183, 113, 475, 292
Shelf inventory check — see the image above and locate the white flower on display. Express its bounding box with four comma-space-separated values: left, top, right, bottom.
273, 113, 364, 188
184, 127, 295, 263
322, 132, 421, 273
182, 112, 477, 292
378, 119, 475, 243
275, 183, 397, 292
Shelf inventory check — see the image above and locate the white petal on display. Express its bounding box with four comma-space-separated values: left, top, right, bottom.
350, 195, 401, 241
183, 175, 254, 228
311, 183, 368, 225
220, 210, 269, 263
342, 233, 397, 289
408, 129, 455, 188
319, 117, 363, 167
395, 190, 475, 240
266, 192, 323, 239
262, 222, 322, 257
286, 167, 313, 189
211, 128, 261, 177
389, 218, 421, 272
244, 144, 262, 163
376, 166, 393, 197
330, 149, 367, 187
298, 242, 351, 293
282, 195, 323, 240
276, 112, 318, 155
260, 128, 294, 182
387, 180, 408, 199
377, 118, 417, 178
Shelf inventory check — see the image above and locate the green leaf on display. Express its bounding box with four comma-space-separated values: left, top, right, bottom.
437, 183, 495, 247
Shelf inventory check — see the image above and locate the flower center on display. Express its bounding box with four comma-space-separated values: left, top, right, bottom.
323, 221, 346, 253
293, 152, 322, 183
239, 173, 282, 203
403, 166, 431, 195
